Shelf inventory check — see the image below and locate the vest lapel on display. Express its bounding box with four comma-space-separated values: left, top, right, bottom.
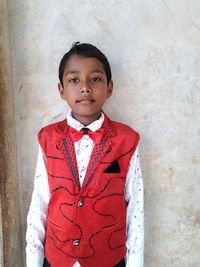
63, 134, 80, 190
56, 120, 80, 190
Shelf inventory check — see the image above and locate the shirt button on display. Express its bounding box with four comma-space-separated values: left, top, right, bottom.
73, 240, 80, 246
78, 200, 84, 207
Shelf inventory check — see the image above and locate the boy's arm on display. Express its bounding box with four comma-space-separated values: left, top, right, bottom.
26, 145, 50, 267
125, 146, 144, 267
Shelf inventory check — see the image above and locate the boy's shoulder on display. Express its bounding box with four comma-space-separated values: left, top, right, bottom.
38, 119, 68, 137
37, 119, 68, 153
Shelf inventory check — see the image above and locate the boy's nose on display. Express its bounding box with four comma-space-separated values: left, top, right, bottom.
80, 82, 92, 94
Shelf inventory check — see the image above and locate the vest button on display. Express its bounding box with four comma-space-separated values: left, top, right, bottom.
73, 240, 80, 246
78, 200, 84, 207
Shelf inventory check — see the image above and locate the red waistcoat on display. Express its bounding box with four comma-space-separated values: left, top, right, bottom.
38, 114, 139, 267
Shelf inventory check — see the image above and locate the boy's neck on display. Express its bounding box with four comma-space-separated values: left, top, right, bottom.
71, 111, 102, 126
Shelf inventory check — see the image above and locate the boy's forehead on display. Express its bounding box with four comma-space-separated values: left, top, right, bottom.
64, 55, 105, 73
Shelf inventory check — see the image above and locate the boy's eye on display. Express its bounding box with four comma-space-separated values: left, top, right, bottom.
68, 78, 79, 83
91, 77, 101, 82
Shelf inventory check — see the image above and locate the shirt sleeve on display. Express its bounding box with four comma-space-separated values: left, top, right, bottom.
26, 145, 50, 267
125, 146, 144, 267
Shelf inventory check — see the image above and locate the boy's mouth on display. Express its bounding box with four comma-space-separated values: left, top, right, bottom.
76, 98, 95, 104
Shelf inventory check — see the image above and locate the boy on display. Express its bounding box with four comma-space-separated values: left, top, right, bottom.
26, 42, 144, 267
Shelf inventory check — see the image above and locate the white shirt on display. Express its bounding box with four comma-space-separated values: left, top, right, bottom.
26, 112, 144, 267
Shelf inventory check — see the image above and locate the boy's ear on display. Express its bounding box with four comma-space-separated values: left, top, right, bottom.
107, 80, 113, 98
58, 83, 64, 99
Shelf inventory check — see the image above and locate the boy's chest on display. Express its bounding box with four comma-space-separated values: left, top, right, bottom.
50, 135, 130, 181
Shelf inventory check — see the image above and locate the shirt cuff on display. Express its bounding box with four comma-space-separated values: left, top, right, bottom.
26, 248, 44, 267
126, 249, 144, 267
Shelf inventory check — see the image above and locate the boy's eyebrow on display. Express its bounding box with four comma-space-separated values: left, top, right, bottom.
91, 69, 105, 74
64, 69, 105, 76
64, 70, 78, 76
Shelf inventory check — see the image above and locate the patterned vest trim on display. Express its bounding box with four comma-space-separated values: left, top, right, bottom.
38, 114, 139, 267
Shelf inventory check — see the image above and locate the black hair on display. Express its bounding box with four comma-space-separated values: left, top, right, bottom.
59, 42, 112, 86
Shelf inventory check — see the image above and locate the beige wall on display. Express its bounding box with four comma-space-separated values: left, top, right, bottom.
1, 0, 200, 266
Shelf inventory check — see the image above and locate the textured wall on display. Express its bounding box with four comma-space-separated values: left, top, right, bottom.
8, 0, 200, 266
0, 1, 23, 266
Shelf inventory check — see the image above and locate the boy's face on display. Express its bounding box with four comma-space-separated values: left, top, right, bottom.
58, 55, 113, 126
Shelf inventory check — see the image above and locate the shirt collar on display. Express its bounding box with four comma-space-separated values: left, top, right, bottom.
67, 110, 105, 132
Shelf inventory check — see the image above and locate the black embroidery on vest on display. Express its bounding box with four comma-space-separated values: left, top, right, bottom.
56, 139, 69, 161
59, 202, 83, 239
92, 194, 124, 225
81, 179, 112, 199
100, 145, 136, 164
108, 227, 126, 250
48, 172, 73, 181
46, 155, 65, 161
51, 186, 78, 196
